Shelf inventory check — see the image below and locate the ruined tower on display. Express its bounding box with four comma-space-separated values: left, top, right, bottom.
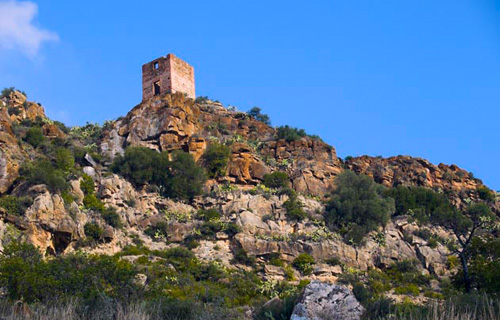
142, 54, 195, 100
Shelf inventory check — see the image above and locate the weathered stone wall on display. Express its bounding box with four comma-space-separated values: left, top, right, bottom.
169, 54, 195, 99
142, 54, 195, 100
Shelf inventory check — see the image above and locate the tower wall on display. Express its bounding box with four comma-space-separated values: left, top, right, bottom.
142, 54, 195, 100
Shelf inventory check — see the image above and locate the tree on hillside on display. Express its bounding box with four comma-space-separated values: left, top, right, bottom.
325, 170, 395, 245
433, 202, 495, 293
202, 142, 231, 179
248, 107, 271, 125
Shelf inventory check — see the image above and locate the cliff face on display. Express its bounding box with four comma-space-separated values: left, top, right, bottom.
0, 91, 497, 305
0, 91, 48, 193
345, 155, 492, 210
100, 93, 343, 195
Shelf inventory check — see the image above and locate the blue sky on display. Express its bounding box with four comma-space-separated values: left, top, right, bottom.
0, 0, 499, 190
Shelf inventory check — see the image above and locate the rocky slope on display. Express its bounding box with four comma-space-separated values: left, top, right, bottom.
0, 90, 498, 307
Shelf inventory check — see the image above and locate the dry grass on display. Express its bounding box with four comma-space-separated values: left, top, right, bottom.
395, 295, 500, 320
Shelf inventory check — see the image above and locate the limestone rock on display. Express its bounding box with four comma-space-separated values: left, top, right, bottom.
345, 155, 486, 209
99, 174, 137, 209
291, 281, 364, 320
42, 123, 65, 139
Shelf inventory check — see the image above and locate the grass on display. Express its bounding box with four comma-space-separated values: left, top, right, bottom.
0, 298, 244, 320
391, 294, 500, 320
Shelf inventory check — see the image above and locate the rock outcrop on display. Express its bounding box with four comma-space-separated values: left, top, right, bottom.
291, 281, 364, 320
346, 155, 489, 208
100, 93, 343, 195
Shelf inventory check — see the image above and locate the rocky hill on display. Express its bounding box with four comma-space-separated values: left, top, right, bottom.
0, 89, 498, 318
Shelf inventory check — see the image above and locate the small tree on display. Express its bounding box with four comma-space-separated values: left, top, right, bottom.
325, 170, 395, 245
433, 203, 495, 293
263, 171, 289, 189
276, 125, 306, 142
22, 160, 68, 193
110, 146, 169, 187
283, 189, 307, 221
24, 127, 45, 147
164, 151, 206, 201
55, 147, 75, 172
248, 107, 271, 125
202, 142, 231, 179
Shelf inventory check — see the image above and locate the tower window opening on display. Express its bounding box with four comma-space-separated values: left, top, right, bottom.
154, 81, 161, 95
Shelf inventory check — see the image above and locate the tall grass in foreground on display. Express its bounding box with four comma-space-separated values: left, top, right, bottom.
392, 294, 500, 320
0, 298, 243, 320
0, 294, 498, 319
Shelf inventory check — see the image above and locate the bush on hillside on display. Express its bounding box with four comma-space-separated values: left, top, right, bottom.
84, 222, 103, 241
384, 186, 455, 224
24, 127, 45, 147
276, 125, 306, 142
476, 186, 496, 202
112, 147, 205, 201
0, 195, 32, 216
0, 241, 138, 304
202, 142, 231, 178
248, 107, 271, 125
262, 171, 289, 189
325, 170, 395, 245
54, 147, 75, 172
164, 151, 206, 201
110, 146, 169, 187
292, 253, 315, 275
21, 160, 69, 193
283, 189, 307, 221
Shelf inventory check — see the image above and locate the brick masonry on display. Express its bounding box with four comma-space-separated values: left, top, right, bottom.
142, 53, 195, 100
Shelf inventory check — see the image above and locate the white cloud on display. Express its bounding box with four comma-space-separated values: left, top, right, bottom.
0, 1, 58, 57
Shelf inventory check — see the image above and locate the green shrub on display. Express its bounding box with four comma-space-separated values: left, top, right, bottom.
325, 170, 395, 245
24, 127, 45, 147
164, 151, 206, 201
21, 160, 69, 192
111, 146, 169, 187
200, 220, 223, 238
102, 207, 122, 229
248, 107, 271, 125
60, 190, 75, 205
80, 173, 95, 195
262, 171, 289, 189
224, 222, 241, 237
112, 147, 205, 201
353, 282, 372, 304
0, 195, 32, 216
477, 186, 495, 202
83, 194, 104, 211
197, 208, 221, 221
202, 142, 231, 178
144, 221, 169, 242
292, 253, 315, 275
456, 236, 500, 294
84, 222, 103, 241
394, 283, 420, 296
54, 147, 74, 172
0, 241, 138, 304
384, 185, 455, 224
283, 189, 307, 221
232, 248, 256, 266
1, 87, 19, 99
276, 125, 306, 142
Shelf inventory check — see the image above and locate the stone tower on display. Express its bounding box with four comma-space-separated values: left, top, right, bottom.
142, 53, 195, 100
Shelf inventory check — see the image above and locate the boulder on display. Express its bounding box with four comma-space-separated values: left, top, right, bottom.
291, 281, 364, 320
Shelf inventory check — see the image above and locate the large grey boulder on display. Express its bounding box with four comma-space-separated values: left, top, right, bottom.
291, 281, 364, 320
